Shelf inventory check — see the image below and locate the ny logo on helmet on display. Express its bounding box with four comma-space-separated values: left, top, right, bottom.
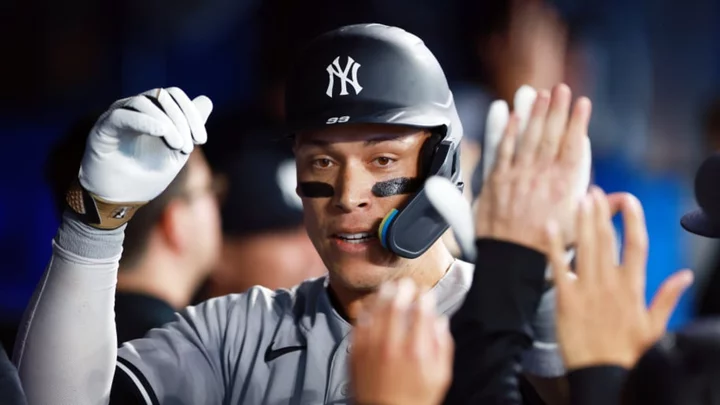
326, 56, 363, 98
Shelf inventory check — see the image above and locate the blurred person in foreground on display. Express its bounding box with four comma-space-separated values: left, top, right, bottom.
44, 122, 222, 343
13, 26, 580, 405
544, 188, 692, 405
436, 98, 691, 403
197, 115, 325, 297
603, 151, 720, 405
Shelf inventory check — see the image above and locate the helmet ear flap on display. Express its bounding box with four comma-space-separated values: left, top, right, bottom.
418, 130, 444, 179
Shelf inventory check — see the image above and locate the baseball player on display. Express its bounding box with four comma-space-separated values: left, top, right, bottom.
16, 24, 565, 404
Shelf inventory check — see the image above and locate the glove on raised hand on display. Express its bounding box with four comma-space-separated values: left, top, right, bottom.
66, 87, 213, 229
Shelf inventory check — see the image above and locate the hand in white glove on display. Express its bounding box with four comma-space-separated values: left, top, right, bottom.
67, 87, 213, 229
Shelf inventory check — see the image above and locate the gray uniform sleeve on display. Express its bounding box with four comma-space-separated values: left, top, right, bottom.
14, 212, 124, 405
116, 290, 270, 405
522, 287, 566, 378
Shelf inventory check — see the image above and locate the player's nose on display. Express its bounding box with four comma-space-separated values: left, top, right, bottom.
333, 164, 373, 213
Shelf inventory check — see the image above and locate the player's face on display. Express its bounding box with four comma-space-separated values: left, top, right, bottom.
183, 151, 223, 276
294, 124, 430, 290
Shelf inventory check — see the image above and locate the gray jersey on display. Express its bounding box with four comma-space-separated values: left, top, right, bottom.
117, 260, 562, 404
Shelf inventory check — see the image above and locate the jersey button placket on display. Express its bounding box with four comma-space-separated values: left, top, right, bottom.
327, 336, 352, 402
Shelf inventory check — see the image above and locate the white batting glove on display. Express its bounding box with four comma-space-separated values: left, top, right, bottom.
66, 87, 213, 229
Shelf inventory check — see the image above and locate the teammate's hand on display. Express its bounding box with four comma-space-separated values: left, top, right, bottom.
71, 88, 212, 228
547, 188, 694, 369
474, 83, 591, 254
351, 279, 453, 405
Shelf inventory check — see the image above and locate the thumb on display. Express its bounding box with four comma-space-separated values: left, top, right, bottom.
192, 96, 214, 125
648, 269, 694, 336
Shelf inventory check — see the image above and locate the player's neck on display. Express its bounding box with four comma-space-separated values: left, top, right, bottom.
331, 242, 455, 324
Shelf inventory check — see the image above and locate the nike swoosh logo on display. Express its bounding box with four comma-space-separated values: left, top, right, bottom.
264, 344, 307, 362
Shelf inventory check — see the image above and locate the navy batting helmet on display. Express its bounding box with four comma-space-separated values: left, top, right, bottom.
285, 23, 464, 259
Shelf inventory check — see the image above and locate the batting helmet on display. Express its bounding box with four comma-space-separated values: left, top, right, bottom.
285, 23, 464, 259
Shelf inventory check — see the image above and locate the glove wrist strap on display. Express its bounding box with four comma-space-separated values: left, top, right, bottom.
65, 180, 147, 230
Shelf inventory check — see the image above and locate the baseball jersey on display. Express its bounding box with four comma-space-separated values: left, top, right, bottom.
115, 259, 560, 404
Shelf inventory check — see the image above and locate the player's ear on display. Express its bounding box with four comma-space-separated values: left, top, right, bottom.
159, 200, 192, 253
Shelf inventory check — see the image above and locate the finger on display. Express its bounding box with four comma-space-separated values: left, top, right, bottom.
122, 95, 184, 150
514, 85, 538, 136
104, 109, 170, 138
192, 95, 214, 124
619, 194, 649, 291
352, 309, 371, 352
167, 87, 210, 146
591, 187, 619, 284
576, 193, 598, 285
494, 113, 519, 175
381, 278, 416, 352
546, 220, 572, 290
160, 88, 201, 154
648, 270, 694, 338
366, 281, 396, 342
559, 97, 591, 169
434, 316, 453, 371
537, 84, 571, 163
191, 96, 213, 145
168, 87, 213, 145
515, 90, 550, 167
152, 88, 192, 148
482, 100, 510, 184
409, 290, 436, 359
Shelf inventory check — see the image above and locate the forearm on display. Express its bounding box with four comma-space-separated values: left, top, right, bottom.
567, 366, 628, 405
443, 239, 547, 405
14, 212, 123, 405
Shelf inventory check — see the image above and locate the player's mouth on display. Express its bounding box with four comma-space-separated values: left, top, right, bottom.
334, 232, 375, 243
330, 231, 379, 253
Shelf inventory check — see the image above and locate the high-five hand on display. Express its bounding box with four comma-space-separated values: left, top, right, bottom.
547, 188, 694, 369
475, 84, 591, 254
351, 279, 453, 405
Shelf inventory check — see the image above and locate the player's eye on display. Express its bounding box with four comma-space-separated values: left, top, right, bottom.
312, 158, 334, 169
373, 156, 396, 167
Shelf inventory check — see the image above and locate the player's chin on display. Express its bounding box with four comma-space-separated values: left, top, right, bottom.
334, 267, 392, 292
327, 253, 400, 291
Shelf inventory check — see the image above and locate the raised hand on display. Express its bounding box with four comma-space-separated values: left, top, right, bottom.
351, 279, 453, 405
69, 87, 213, 229
547, 188, 694, 369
